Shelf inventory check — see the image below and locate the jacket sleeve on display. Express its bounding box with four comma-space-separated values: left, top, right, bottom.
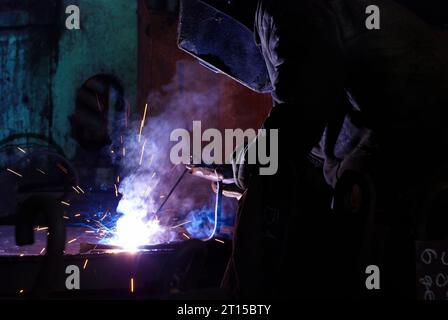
257, 0, 346, 157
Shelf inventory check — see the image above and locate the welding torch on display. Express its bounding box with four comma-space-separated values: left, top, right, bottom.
186, 164, 244, 241
155, 164, 240, 241
186, 164, 243, 200
154, 165, 223, 241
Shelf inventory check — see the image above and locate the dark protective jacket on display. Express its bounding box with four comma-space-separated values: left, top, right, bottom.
225, 0, 448, 298
233, 0, 448, 190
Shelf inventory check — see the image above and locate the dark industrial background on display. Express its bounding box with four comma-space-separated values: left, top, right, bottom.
0, 0, 272, 299
0, 0, 447, 300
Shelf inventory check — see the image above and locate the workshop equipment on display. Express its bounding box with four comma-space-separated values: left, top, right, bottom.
0, 147, 77, 298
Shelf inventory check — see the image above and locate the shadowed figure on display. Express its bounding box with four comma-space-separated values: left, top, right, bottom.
194, 0, 448, 299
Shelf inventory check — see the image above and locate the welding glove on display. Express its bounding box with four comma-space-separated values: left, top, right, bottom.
211, 182, 243, 200
186, 163, 244, 199
324, 128, 377, 188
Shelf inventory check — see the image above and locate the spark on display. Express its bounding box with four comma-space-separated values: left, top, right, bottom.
36, 168, 46, 175
84, 230, 95, 234
182, 233, 190, 240
61, 201, 70, 206
72, 186, 80, 194
6, 168, 22, 178
114, 184, 119, 197
19, 254, 24, 257
74, 213, 81, 218
83, 259, 89, 270
56, 163, 68, 174
40, 248, 45, 255
123, 147, 126, 157
214, 239, 225, 244
151, 172, 157, 179
171, 221, 191, 229
144, 185, 153, 198
117, 176, 120, 183
67, 238, 77, 244
94, 220, 107, 229
100, 212, 108, 221
76, 185, 85, 194
130, 278, 135, 293
63, 216, 70, 220
17, 147, 26, 154
19, 289, 24, 294
138, 103, 148, 142
35, 227, 48, 231
139, 139, 147, 165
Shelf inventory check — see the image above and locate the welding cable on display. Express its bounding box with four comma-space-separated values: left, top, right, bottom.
185, 166, 226, 242
203, 180, 222, 241
154, 167, 222, 242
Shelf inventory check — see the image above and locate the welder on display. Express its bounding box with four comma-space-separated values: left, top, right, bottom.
185, 0, 448, 298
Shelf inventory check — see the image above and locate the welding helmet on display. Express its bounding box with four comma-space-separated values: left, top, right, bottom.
178, 0, 272, 93
199, 0, 259, 29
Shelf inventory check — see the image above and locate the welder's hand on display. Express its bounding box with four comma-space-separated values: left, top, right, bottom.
211, 182, 243, 200
186, 164, 235, 185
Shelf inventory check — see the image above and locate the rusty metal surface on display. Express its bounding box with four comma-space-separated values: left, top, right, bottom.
0, 226, 98, 256
0, 249, 176, 297
0, 235, 230, 299
0, 17, 57, 167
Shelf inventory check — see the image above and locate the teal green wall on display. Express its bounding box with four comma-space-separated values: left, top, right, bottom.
53, 0, 138, 158
0, 7, 55, 151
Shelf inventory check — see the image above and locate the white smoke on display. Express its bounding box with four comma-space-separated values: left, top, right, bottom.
107, 60, 224, 249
